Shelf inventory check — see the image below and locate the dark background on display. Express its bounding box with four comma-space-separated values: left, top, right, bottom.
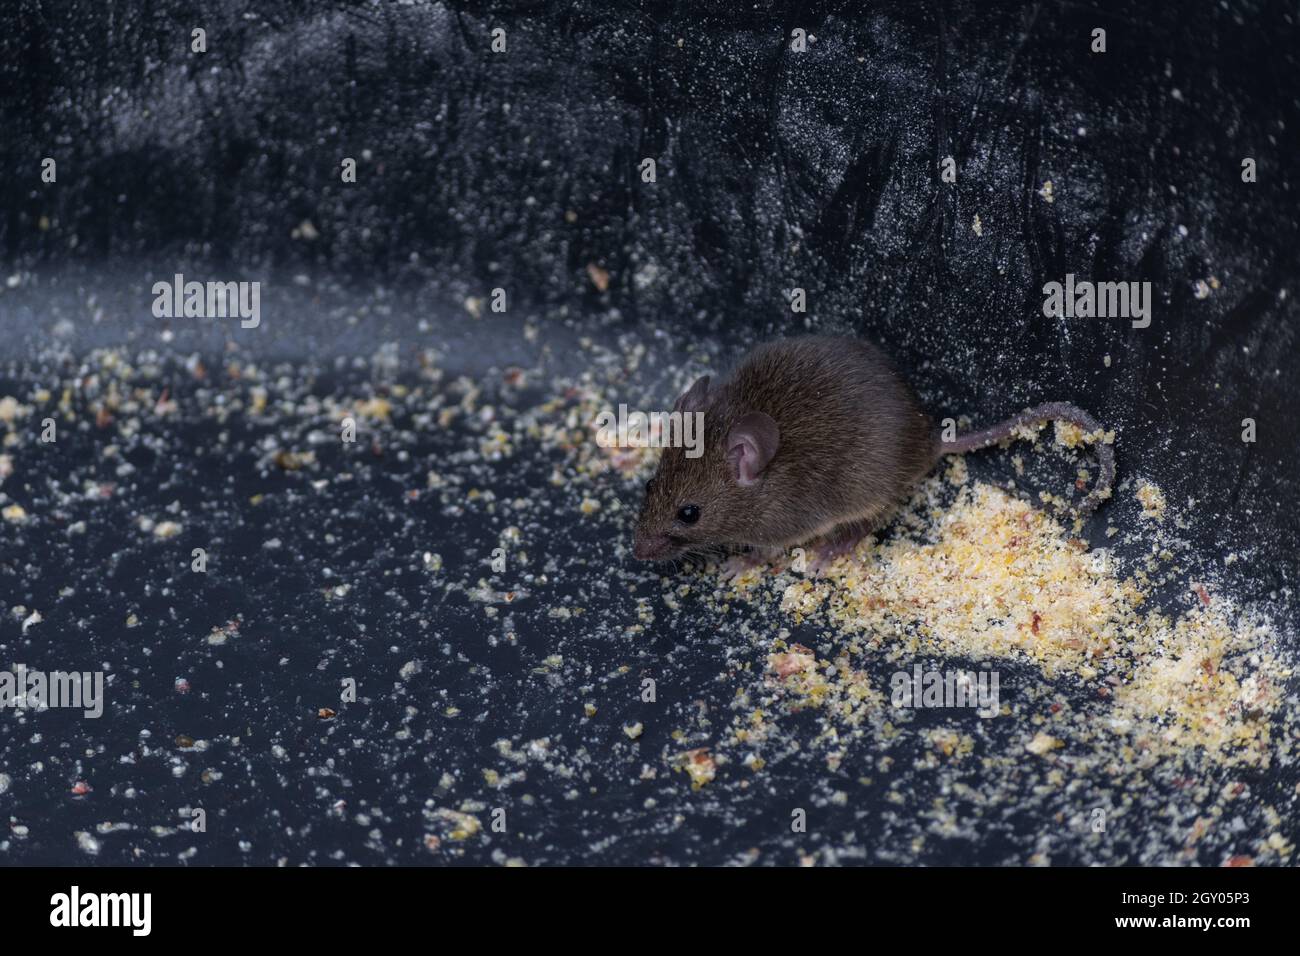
4, 0, 1298, 590
0, 0, 1297, 865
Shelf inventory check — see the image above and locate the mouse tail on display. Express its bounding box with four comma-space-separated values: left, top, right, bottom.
941, 401, 1116, 515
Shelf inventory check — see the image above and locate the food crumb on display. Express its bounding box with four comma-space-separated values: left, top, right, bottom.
1136, 480, 1167, 521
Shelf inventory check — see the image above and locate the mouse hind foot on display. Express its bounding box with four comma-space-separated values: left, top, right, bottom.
808, 517, 880, 576
719, 545, 788, 581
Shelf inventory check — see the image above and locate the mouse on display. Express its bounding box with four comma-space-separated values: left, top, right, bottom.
631, 334, 1115, 562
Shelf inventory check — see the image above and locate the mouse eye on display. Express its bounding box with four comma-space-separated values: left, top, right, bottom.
677, 504, 700, 524
644, 477, 657, 493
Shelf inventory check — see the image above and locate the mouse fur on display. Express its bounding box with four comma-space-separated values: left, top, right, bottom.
633, 335, 933, 561
632, 334, 1114, 563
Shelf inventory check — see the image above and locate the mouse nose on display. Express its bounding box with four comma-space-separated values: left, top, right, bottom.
633, 533, 671, 560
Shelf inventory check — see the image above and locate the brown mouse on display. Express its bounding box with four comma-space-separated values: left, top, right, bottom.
632, 335, 1115, 562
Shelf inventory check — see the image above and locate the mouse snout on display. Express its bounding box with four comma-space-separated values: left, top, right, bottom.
633, 532, 675, 561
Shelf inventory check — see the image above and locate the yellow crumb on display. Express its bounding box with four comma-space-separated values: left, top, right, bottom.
1136, 480, 1167, 521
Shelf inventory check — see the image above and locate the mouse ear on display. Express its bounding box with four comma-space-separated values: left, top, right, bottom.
673, 375, 711, 414
726, 412, 779, 486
